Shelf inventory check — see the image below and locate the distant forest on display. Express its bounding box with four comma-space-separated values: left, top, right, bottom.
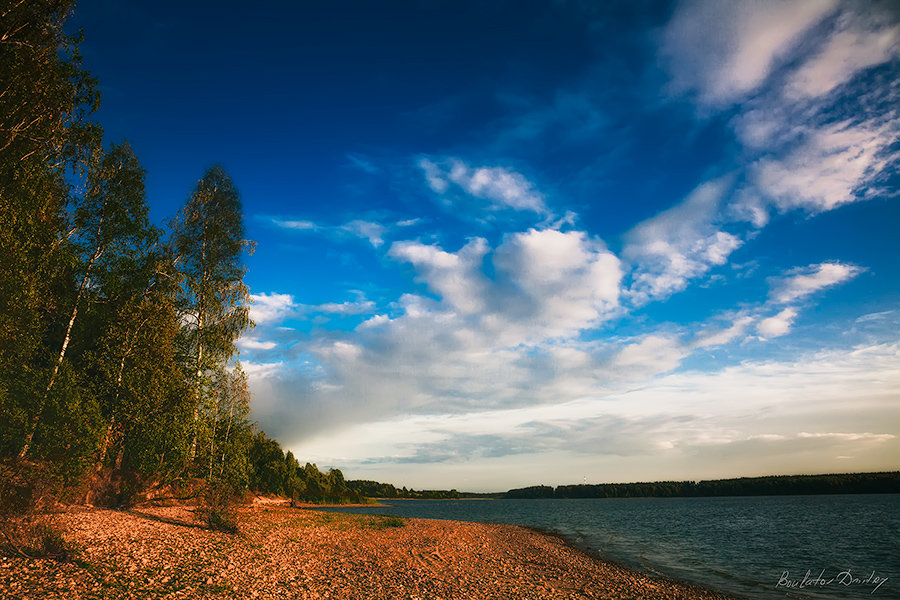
504, 472, 900, 499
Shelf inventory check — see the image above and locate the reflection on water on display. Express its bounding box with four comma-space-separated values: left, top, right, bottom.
319, 494, 899, 600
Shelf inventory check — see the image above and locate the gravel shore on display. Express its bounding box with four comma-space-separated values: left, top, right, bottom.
1, 503, 738, 599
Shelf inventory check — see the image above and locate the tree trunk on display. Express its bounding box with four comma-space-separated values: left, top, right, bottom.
18, 244, 103, 460
219, 385, 236, 478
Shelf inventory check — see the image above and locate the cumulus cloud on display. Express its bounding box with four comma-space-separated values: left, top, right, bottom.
249, 292, 296, 324
240, 360, 284, 379
757, 308, 798, 339
390, 238, 490, 316
492, 229, 622, 337
237, 338, 278, 351
419, 157, 550, 216
769, 262, 861, 304
624, 177, 742, 304
612, 335, 686, 374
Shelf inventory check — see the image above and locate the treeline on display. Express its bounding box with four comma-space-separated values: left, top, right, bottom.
346, 480, 505, 499
505, 472, 900, 499
0, 0, 272, 504
346, 480, 461, 500
247, 432, 367, 504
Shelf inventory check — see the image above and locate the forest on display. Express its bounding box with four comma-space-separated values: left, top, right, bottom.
504, 472, 900, 499
0, 0, 360, 513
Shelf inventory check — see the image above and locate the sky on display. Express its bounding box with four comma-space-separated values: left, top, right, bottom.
72, 0, 900, 492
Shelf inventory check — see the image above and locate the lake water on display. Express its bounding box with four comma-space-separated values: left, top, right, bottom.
319, 494, 899, 599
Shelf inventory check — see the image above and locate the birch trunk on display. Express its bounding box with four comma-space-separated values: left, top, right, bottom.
18, 243, 103, 460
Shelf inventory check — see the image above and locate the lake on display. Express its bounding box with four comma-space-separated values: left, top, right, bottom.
318, 494, 899, 599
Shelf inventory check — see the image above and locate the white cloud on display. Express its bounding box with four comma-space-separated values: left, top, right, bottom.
692, 315, 755, 349
661, 0, 837, 105
492, 229, 622, 337
240, 360, 284, 379
237, 338, 277, 351
419, 157, 550, 216
796, 432, 895, 442
624, 177, 742, 304
287, 341, 900, 488
390, 238, 490, 316
271, 218, 318, 230
770, 262, 861, 304
249, 292, 296, 324
751, 119, 896, 214
270, 216, 389, 248
787, 10, 900, 100
311, 299, 377, 315
419, 157, 449, 194
612, 335, 686, 374
719, 5, 900, 222
340, 220, 386, 247
757, 308, 798, 339
390, 230, 622, 341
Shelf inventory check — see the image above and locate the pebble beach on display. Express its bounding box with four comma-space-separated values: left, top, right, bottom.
1, 501, 739, 599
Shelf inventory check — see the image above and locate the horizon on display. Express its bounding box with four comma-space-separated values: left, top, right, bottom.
354, 469, 900, 496
72, 0, 900, 492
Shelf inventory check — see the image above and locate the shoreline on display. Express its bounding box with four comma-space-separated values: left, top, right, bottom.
519, 524, 741, 600
1, 503, 740, 599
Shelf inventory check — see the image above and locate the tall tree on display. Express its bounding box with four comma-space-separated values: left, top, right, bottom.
171, 166, 252, 470
18, 143, 148, 459
0, 0, 101, 456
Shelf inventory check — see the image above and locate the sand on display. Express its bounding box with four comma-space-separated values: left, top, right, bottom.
0, 503, 739, 599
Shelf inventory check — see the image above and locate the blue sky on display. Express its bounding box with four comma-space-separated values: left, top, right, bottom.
73, 0, 899, 491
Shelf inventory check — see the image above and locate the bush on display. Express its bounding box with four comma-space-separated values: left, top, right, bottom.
197, 482, 240, 534
85, 468, 141, 509
0, 459, 75, 560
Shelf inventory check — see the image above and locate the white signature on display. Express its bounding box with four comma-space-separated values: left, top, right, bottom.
776, 569, 888, 594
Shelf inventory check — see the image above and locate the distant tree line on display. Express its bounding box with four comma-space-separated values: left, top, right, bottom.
504, 472, 900, 499
247, 432, 366, 504
346, 480, 463, 500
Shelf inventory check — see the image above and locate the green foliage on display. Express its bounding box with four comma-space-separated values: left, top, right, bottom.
0, 0, 100, 459
0, 0, 336, 515
345, 480, 466, 500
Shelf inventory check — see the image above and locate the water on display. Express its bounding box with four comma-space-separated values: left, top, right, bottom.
318, 494, 899, 599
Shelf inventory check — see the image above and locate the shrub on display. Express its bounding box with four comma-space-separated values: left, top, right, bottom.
86, 468, 141, 509
0, 460, 75, 560
372, 515, 405, 529
198, 482, 240, 534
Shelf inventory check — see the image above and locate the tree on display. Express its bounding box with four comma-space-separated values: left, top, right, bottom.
0, 0, 101, 457
90, 241, 193, 479
171, 166, 252, 470
206, 364, 252, 487
19, 142, 148, 459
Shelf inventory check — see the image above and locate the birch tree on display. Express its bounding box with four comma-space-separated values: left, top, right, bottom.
0, 0, 100, 456
18, 143, 148, 459
171, 166, 252, 472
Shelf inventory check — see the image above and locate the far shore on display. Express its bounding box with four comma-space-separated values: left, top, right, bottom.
1, 503, 739, 599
